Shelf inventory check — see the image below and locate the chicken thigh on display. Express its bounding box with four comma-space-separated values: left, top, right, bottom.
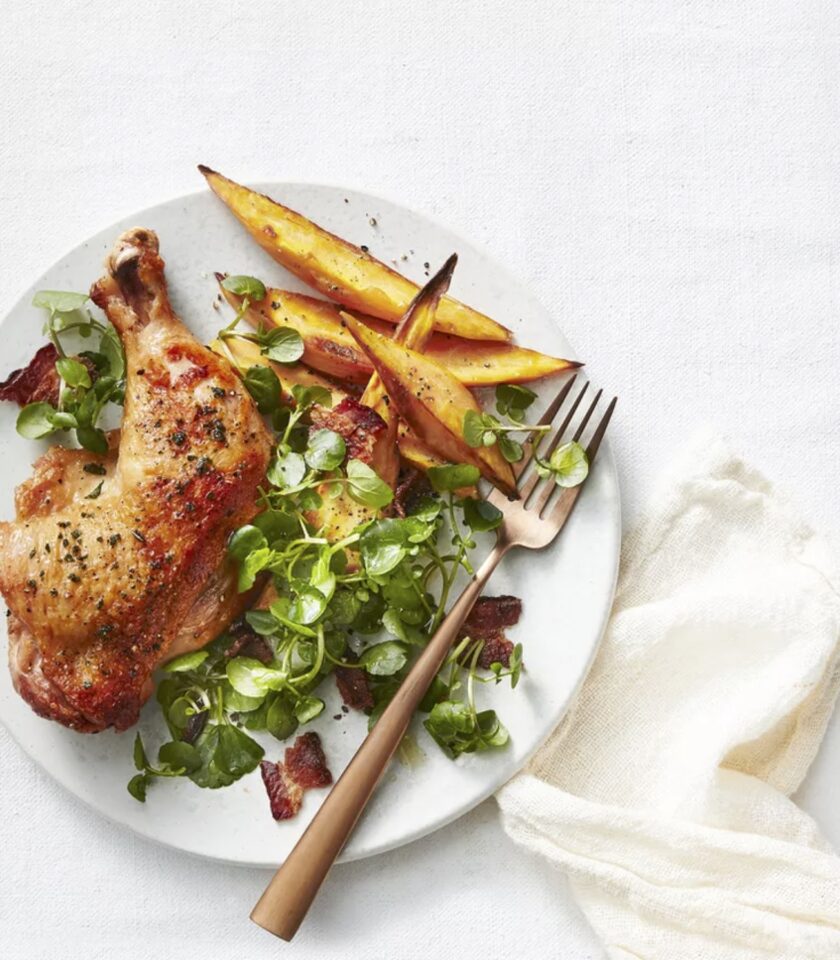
0, 228, 271, 732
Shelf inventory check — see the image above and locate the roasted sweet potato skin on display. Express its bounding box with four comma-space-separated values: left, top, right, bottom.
230, 285, 579, 387
343, 315, 516, 495
200, 166, 511, 342
218, 283, 373, 384
208, 337, 348, 407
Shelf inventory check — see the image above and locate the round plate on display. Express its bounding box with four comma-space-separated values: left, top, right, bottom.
0, 183, 620, 866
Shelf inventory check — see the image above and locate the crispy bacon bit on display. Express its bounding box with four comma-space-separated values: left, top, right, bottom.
335, 665, 374, 712
286, 732, 333, 788
476, 634, 514, 669
458, 596, 523, 669
0, 343, 60, 407
309, 396, 387, 465
388, 467, 433, 518
260, 732, 333, 820
224, 619, 274, 663
462, 596, 522, 637
260, 760, 303, 820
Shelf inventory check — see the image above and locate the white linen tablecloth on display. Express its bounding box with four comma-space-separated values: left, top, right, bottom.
2, 2, 839, 958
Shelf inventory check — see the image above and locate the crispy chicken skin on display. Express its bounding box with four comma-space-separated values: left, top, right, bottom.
0, 229, 271, 732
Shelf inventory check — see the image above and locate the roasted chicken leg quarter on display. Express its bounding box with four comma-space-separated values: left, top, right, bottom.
0, 229, 271, 732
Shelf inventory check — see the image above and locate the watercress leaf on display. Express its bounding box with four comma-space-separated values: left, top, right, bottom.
92, 374, 117, 401
495, 383, 537, 419
187, 727, 235, 789
76, 425, 108, 454
55, 356, 91, 389
498, 436, 524, 463
293, 695, 325, 724
325, 589, 360, 627
346, 459, 393, 509
510, 642, 523, 689
227, 524, 268, 561
426, 462, 480, 493
133, 732, 148, 771
214, 724, 264, 778
419, 674, 449, 713
99, 328, 125, 379
242, 364, 281, 414
252, 508, 297, 543
311, 551, 336, 602
167, 696, 195, 731
462, 409, 487, 448
79, 349, 110, 374
262, 326, 304, 364
244, 609, 279, 636
463, 497, 503, 533
476, 709, 510, 748
74, 386, 99, 427
127, 773, 148, 802
241, 547, 272, 592
305, 428, 346, 472
226, 657, 283, 697
291, 384, 332, 411
162, 650, 209, 672
289, 586, 327, 625
359, 640, 408, 677
47, 409, 78, 430
360, 519, 407, 577
33, 290, 90, 313
297, 487, 323, 511
16, 402, 59, 439
351, 590, 386, 634
240, 697, 271, 730
267, 450, 306, 489
158, 740, 201, 773
266, 695, 299, 741
225, 687, 267, 712
381, 608, 426, 646
409, 496, 442, 522
548, 440, 589, 487
462, 497, 504, 532
221, 274, 266, 301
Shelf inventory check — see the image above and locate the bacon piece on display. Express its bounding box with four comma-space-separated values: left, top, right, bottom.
335, 665, 374, 712
0, 343, 60, 407
224, 619, 274, 663
260, 732, 333, 820
462, 596, 522, 636
286, 731, 333, 788
309, 396, 387, 465
475, 634, 514, 669
458, 596, 523, 669
260, 760, 304, 820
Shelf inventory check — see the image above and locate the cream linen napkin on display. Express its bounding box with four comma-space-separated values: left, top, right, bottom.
496, 430, 840, 960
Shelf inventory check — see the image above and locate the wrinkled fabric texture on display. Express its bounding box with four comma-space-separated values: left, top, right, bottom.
498, 431, 840, 959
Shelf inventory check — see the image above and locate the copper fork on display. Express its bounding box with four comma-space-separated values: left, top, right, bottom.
251, 376, 617, 940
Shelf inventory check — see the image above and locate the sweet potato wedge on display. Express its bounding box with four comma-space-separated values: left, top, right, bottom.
209, 337, 348, 407
342, 315, 516, 496
199, 166, 510, 342
218, 280, 371, 383
225, 285, 579, 387
361, 253, 457, 409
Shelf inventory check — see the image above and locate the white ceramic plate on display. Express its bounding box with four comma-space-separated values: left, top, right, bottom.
0, 182, 620, 866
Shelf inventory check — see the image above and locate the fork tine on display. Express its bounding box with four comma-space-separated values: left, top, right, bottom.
513, 375, 578, 480
530, 388, 604, 515
584, 395, 617, 461
546, 396, 617, 524
518, 382, 591, 502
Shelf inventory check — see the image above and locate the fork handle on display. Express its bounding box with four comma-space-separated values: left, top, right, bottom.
251, 539, 510, 941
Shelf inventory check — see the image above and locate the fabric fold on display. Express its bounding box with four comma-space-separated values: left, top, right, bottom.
497, 430, 840, 959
